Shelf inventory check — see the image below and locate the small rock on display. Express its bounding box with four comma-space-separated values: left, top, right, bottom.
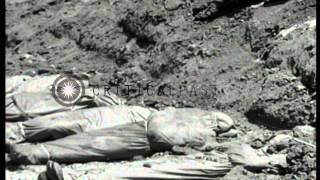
164, 0, 183, 10
310, 170, 316, 179
293, 125, 315, 142
269, 134, 292, 145
239, 76, 246, 81
203, 48, 220, 57
19, 53, 33, 61
219, 68, 226, 73
250, 140, 264, 149
71, 67, 77, 73
55, 65, 63, 70
143, 163, 152, 168
37, 56, 47, 62
23, 53, 33, 59
26, 59, 33, 65
295, 84, 306, 91
38, 68, 51, 75
24, 70, 37, 77
198, 64, 206, 69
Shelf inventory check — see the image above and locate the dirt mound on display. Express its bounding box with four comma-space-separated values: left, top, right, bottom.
245, 19, 316, 129
245, 71, 315, 129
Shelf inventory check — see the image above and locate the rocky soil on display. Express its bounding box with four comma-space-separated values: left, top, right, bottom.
6, 0, 316, 179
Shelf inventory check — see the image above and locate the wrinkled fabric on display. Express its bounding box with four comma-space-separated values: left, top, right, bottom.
9, 122, 150, 165
115, 162, 232, 179
44, 160, 232, 180
6, 75, 60, 98
5, 74, 126, 122
7, 159, 232, 180
6, 90, 126, 121
6, 169, 39, 180
7, 107, 234, 166
147, 108, 233, 152
7, 106, 155, 143
6, 75, 32, 94
6, 92, 76, 121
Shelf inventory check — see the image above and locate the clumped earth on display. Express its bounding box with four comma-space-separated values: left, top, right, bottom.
6, 0, 316, 179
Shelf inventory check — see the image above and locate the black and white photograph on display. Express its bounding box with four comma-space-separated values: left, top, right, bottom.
5, 0, 317, 179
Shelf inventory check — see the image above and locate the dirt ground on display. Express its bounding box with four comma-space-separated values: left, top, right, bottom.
6, 0, 316, 179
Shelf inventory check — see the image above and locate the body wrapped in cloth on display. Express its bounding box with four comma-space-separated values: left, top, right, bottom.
7, 108, 234, 165
8, 121, 150, 165
6, 105, 155, 143
5, 75, 58, 97
6, 90, 126, 121
6, 74, 126, 121
147, 107, 234, 152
